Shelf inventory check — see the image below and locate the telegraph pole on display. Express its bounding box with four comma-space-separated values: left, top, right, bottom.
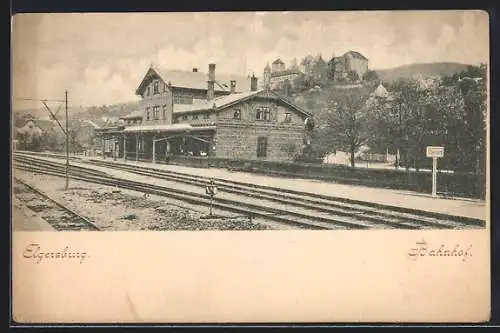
16, 94, 69, 189
65, 90, 69, 190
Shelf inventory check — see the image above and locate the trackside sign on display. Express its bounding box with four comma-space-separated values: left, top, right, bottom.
426, 146, 444, 158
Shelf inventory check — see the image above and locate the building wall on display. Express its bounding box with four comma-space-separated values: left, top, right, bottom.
139, 79, 229, 126
345, 53, 368, 78
270, 72, 300, 88
213, 99, 306, 161
172, 111, 218, 124
139, 79, 173, 125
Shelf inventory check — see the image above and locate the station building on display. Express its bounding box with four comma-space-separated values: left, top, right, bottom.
96, 64, 314, 163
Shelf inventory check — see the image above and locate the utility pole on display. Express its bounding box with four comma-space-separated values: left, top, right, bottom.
65, 90, 69, 190
16, 94, 70, 188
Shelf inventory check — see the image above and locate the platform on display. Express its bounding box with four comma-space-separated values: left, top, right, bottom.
12, 196, 55, 231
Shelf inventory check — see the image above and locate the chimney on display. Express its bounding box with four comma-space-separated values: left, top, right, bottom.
250, 74, 258, 91
207, 63, 215, 101
192, 67, 198, 72
230, 80, 236, 93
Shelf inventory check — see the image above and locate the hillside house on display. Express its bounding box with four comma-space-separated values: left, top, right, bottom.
96, 63, 314, 163
329, 51, 369, 82
264, 59, 302, 90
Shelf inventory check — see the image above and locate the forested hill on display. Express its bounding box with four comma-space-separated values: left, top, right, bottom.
375, 62, 471, 82
13, 101, 140, 128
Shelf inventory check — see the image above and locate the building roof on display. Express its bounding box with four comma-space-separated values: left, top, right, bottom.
83, 120, 101, 129
371, 83, 389, 98
120, 110, 143, 120
28, 119, 57, 132
173, 90, 262, 114
343, 51, 368, 61
123, 123, 216, 133
272, 58, 285, 65
270, 68, 302, 78
136, 66, 253, 96
172, 89, 312, 118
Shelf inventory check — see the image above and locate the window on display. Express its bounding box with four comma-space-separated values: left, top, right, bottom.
256, 107, 271, 121
146, 107, 150, 120
162, 104, 167, 119
257, 137, 268, 158
284, 113, 292, 123
146, 86, 151, 97
192, 114, 199, 120
164, 82, 169, 92
203, 113, 210, 119
153, 81, 159, 95
182, 115, 188, 120
233, 109, 241, 119
152, 105, 160, 119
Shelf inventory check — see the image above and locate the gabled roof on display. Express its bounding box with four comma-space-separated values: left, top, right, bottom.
343, 51, 368, 61
173, 89, 312, 118
135, 66, 253, 96
371, 83, 389, 98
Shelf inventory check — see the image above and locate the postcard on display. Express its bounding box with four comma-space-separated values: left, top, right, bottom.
11, 10, 490, 324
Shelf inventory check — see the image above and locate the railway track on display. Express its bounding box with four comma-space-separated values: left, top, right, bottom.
13, 177, 101, 231
13, 152, 486, 230
14, 158, 338, 230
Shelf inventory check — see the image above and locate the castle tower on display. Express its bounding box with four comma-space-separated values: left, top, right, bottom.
263, 62, 271, 90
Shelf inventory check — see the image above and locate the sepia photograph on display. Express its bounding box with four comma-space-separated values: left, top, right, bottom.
11, 10, 491, 324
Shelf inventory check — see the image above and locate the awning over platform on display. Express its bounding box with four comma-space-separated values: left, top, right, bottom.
123, 123, 216, 133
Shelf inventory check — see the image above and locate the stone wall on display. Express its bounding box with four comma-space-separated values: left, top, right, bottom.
214, 99, 307, 161
214, 123, 305, 161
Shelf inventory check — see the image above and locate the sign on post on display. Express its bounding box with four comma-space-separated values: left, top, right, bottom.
426, 146, 444, 158
426, 146, 444, 197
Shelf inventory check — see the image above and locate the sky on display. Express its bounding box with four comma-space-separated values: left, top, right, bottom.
12, 10, 489, 110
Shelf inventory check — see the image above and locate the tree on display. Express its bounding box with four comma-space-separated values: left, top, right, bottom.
375, 78, 423, 169
312, 55, 328, 85
347, 70, 360, 83
280, 141, 298, 160
15, 122, 43, 151
324, 86, 372, 167
293, 73, 314, 92
362, 70, 381, 85
441, 64, 487, 173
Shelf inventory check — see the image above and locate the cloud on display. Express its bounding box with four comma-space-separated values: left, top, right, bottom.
12, 11, 489, 108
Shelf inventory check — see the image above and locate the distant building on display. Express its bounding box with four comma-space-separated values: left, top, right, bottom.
265, 58, 303, 90
329, 51, 369, 82
271, 58, 286, 72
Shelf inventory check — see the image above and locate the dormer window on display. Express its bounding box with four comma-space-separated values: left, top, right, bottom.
146, 86, 151, 97
233, 109, 241, 119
